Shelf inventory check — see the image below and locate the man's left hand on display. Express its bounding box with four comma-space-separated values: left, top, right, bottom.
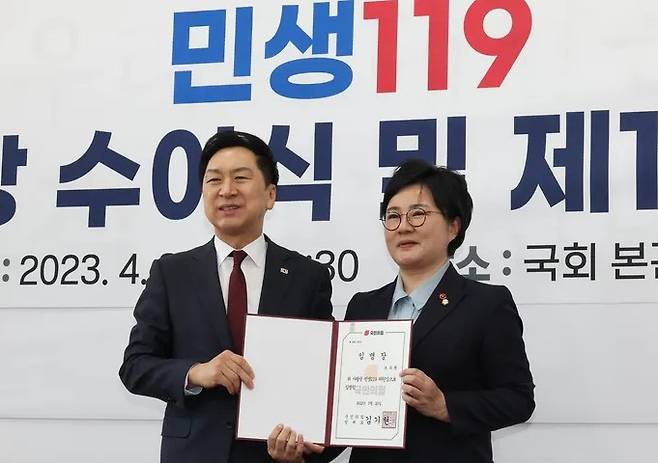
400, 368, 450, 422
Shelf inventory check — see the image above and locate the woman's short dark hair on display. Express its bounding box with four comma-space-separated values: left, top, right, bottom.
198, 130, 279, 186
381, 159, 473, 257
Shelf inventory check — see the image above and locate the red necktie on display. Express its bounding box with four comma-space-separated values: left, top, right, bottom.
227, 250, 248, 355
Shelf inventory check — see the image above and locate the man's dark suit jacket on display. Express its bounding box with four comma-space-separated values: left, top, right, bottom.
119, 237, 333, 463
344, 264, 534, 463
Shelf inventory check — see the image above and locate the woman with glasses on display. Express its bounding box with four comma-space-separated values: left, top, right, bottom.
344, 159, 535, 463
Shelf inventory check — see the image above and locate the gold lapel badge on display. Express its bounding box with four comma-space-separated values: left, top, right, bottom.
439, 292, 449, 306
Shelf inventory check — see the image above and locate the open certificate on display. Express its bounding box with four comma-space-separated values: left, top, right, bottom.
237, 315, 412, 448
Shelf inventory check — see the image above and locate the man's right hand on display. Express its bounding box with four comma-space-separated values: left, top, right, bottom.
267, 424, 325, 463
187, 350, 255, 394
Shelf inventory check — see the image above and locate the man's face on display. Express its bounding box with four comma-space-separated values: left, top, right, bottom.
384, 184, 459, 272
202, 146, 275, 245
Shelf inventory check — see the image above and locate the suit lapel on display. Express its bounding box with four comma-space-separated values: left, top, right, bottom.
192, 239, 232, 350
257, 237, 292, 315
412, 263, 466, 348
360, 281, 396, 320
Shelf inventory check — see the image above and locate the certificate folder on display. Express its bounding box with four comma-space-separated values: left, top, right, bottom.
236, 314, 411, 448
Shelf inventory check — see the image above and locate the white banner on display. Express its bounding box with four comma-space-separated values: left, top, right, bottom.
1, 0, 657, 311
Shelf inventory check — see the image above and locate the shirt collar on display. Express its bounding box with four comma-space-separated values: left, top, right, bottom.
391, 276, 408, 307
213, 234, 267, 267
393, 259, 451, 309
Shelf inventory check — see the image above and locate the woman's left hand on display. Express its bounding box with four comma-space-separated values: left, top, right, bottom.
400, 368, 450, 422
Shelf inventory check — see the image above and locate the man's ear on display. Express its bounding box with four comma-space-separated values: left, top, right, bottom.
266, 184, 276, 210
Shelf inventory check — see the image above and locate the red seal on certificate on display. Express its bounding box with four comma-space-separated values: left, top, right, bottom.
382, 411, 397, 429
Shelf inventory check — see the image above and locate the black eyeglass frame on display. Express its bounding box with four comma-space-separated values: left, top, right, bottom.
380, 207, 443, 231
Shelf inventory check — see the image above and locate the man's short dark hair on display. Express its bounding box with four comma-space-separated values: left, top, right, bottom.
381, 159, 473, 257
199, 130, 279, 186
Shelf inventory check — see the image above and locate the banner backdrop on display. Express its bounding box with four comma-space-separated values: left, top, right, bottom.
2, 0, 657, 311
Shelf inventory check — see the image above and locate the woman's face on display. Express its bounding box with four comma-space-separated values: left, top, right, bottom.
383, 184, 459, 272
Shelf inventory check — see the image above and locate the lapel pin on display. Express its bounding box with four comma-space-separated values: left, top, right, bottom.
280, 267, 288, 274
439, 292, 449, 306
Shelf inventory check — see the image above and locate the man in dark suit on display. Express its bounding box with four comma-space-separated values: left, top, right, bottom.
344, 160, 534, 462
119, 131, 333, 463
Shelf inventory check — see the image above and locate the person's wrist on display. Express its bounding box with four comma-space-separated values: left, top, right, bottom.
433, 392, 450, 422
436, 406, 449, 421
188, 363, 203, 387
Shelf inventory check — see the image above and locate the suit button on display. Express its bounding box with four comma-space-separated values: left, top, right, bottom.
225, 421, 234, 430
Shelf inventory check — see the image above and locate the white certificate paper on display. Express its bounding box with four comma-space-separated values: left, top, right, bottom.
236, 315, 411, 448
237, 315, 333, 444
329, 320, 411, 448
